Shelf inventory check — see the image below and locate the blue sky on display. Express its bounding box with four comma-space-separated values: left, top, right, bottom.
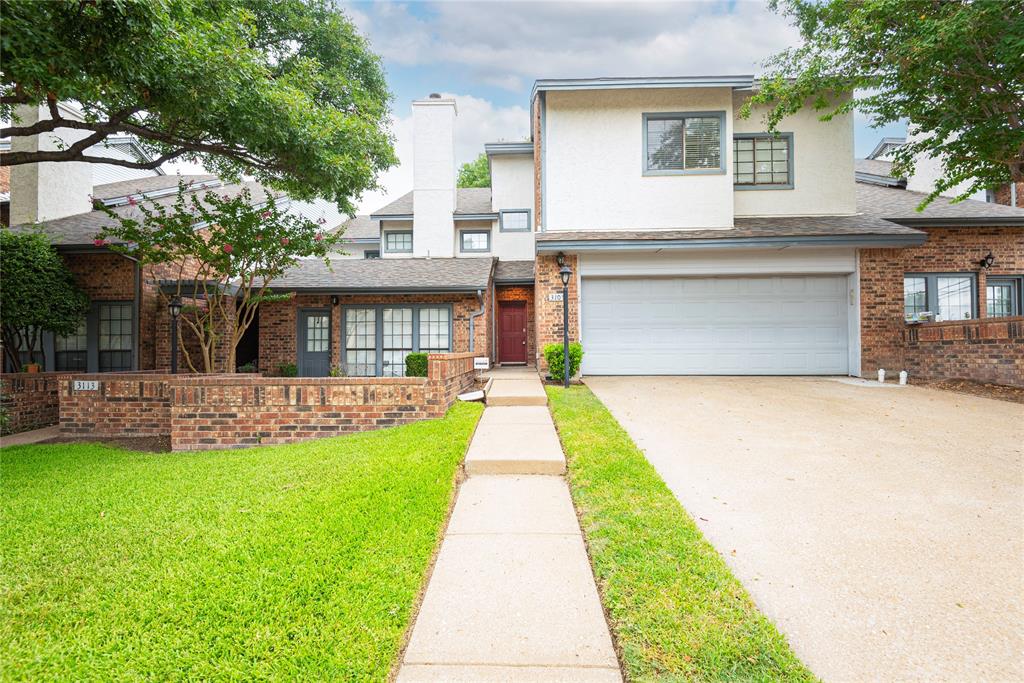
341, 1, 906, 212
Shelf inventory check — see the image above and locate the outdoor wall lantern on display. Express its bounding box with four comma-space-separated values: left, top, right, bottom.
559, 262, 572, 388
979, 251, 995, 269
556, 252, 566, 267
168, 297, 183, 374
331, 295, 340, 306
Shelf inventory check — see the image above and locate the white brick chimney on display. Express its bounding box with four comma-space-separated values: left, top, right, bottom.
9, 103, 93, 225
411, 94, 457, 258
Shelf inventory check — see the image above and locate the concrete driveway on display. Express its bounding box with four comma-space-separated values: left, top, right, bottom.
586, 376, 1024, 682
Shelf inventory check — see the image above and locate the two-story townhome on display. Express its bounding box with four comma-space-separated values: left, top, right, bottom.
7, 78, 1022, 382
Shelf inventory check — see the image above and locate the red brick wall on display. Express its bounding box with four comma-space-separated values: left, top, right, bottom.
496, 285, 536, 365
60, 374, 172, 436
534, 254, 579, 371
860, 225, 1023, 380
993, 182, 1023, 208
901, 317, 1024, 386
259, 292, 491, 374
1, 372, 73, 434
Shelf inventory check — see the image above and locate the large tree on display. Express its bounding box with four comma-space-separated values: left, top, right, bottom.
0, 0, 397, 213
98, 182, 342, 373
742, 0, 1024, 205
0, 230, 90, 371
457, 153, 490, 188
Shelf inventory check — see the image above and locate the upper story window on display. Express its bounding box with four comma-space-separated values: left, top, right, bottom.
460, 230, 490, 253
364, 249, 380, 259
643, 112, 724, 175
499, 209, 531, 232
734, 133, 793, 189
384, 231, 412, 253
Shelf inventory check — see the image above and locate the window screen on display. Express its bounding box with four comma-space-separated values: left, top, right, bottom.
645, 114, 722, 172
734, 135, 790, 186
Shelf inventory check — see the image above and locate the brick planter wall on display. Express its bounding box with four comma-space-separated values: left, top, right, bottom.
60, 373, 175, 436
55, 353, 477, 450
902, 317, 1024, 386
1, 372, 73, 435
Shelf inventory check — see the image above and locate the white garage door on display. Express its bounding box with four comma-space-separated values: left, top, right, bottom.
582, 276, 849, 375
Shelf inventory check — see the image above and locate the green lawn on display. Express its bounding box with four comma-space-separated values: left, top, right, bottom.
546, 385, 815, 682
0, 402, 482, 681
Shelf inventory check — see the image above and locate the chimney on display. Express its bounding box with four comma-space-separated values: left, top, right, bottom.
9, 103, 93, 226
411, 94, 457, 258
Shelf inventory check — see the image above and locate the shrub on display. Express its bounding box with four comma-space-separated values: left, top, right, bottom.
329, 365, 345, 377
237, 362, 257, 373
543, 342, 583, 382
276, 362, 298, 377
405, 353, 428, 377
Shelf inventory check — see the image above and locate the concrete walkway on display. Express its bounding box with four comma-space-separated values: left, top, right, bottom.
0, 425, 59, 447
396, 369, 620, 682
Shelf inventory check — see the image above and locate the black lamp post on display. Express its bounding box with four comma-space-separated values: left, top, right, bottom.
559, 262, 572, 388
168, 297, 182, 374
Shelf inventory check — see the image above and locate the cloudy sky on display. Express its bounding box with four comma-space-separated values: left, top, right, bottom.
343, 0, 905, 215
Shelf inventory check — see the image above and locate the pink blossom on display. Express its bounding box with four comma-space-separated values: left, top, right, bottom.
126, 195, 137, 206
261, 211, 271, 219
93, 237, 106, 247
314, 232, 324, 242
222, 243, 233, 254
255, 234, 263, 241
280, 237, 290, 246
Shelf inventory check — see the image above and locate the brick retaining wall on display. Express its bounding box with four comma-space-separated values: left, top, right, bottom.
1, 372, 73, 435
903, 317, 1024, 387
56, 353, 478, 450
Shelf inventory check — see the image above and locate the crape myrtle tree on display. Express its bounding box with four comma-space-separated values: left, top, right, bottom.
0, 230, 90, 371
741, 0, 1024, 206
98, 182, 342, 373
0, 0, 397, 213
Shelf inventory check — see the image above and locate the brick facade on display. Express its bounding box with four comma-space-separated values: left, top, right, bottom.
0, 372, 73, 434
534, 254, 579, 372
992, 182, 1023, 208
495, 285, 536, 365
859, 226, 1024, 378
259, 292, 492, 375
902, 317, 1024, 386
57, 353, 477, 450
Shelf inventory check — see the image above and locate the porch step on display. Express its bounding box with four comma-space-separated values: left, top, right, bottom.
485, 378, 548, 406
464, 407, 566, 475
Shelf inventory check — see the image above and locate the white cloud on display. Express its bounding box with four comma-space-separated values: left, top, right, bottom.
355, 93, 529, 214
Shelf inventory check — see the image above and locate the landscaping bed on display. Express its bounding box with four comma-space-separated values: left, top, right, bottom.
546, 385, 815, 681
914, 378, 1024, 404
1, 402, 482, 680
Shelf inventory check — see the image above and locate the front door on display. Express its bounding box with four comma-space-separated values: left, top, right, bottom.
298, 309, 331, 376
499, 302, 527, 364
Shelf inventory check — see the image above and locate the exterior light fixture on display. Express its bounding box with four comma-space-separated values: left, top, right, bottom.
979, 251, 995, 269
331, 295, 340, 306
168, 297, 182, 374
558, 262, 572, 388
556, 252, 566, 267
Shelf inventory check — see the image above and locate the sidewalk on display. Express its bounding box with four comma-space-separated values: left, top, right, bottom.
395, 369, 621, 682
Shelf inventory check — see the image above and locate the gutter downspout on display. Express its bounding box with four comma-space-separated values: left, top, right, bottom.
468, 288, 485, 353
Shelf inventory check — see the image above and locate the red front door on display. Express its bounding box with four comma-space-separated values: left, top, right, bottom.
499, 302, 527, 364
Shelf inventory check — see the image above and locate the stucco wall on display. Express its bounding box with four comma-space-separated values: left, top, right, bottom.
732, 93, 857, 217
412, 98, 457, 258
545, 88, 735, 230
489, 154, 536, 260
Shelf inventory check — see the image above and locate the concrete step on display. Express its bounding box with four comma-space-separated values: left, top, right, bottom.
464, 407, 566, 475
486, 378, 548, 406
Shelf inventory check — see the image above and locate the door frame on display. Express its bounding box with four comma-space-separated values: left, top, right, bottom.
297, 307, 332, 377
498, 300, 528, 365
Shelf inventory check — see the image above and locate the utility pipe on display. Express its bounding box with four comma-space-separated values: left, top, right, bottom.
468, 288, 485, 353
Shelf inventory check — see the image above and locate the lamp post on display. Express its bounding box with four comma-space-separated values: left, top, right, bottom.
559, 262, 572, 388
168, 297, 182, 374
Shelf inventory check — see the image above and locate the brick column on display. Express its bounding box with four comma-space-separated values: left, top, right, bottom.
534, 254, 579, 371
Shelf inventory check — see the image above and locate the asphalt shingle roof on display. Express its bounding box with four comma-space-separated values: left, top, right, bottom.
494, 260, 535, 283
854, 159, 895, 178
856, 181, 1024, 226
269, 257, 494, 292
371, 188, 494, 216
335, 214, 381, 241
91, 174, 218, 202
10, 180, 278, 246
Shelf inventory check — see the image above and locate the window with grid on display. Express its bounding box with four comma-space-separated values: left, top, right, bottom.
418, 307, 451, 353
500, 210, 530, 232
644, 114, 722, 173
384, 232, 412, 252
382, 307, 413, 377
460, 231, 490, 253
364, 250, 380, 259
305, 315, 329, 352
986, 278, 1021, 317
904, 277, 928, 319
98, 303, 132, 371
344, 308, 376, 376
937, 276, 973, 320
734, 135, 791, 187
56, 321, 88, 371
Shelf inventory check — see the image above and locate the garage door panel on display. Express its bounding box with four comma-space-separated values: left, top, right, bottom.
582, 275, 849, 375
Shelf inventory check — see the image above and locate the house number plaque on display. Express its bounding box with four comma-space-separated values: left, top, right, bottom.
547, 292, 564, 302
73, 380, 99, 391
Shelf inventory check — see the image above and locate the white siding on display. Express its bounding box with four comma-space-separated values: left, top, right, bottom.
732, 93, 857, 217
545, 88, 735, 231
